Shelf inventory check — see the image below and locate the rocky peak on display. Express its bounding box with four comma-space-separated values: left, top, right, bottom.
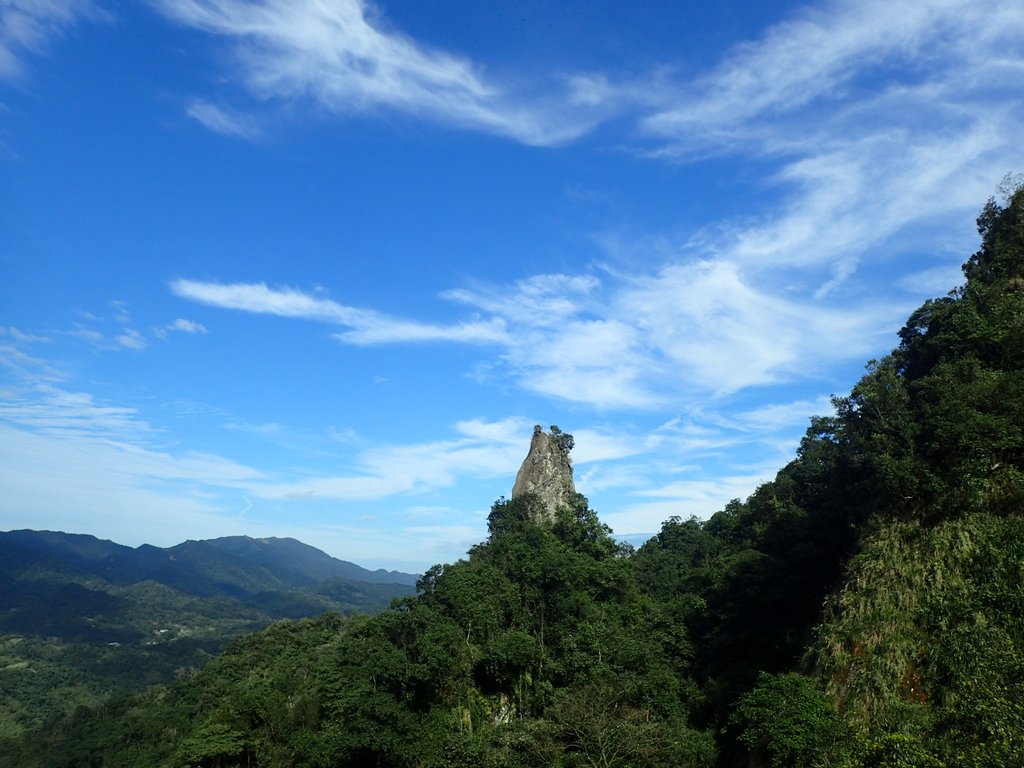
511, 425, 576, 522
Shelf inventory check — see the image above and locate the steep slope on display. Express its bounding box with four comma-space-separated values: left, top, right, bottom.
800, 184, 1024, 765
707, 184, 1024, 767
811, 515, 1024, 765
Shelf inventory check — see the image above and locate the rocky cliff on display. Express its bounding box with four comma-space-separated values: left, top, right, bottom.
511, 425, 576, 522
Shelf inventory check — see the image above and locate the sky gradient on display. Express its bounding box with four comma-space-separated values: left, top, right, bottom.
2, 0, 1023, 571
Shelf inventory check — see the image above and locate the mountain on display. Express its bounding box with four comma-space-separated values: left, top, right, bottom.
0, 530, 417, 743
196, 536, 418, 585
6, 186, 1024, 768
0, 530, 418, 638
0, 530, 416, 596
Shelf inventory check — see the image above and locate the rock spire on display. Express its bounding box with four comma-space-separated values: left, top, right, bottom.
511, 425, 576, 522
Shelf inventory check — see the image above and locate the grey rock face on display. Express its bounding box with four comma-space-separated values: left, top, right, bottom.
511, 425, 576, 522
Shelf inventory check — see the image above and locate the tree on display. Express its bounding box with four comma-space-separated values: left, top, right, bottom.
172, 722, 251, 768
549, 425, 575, 456
730, 673, 853, 768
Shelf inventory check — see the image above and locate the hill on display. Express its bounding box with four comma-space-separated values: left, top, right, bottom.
7, 184, 1024, 767
0, 531, 416, 742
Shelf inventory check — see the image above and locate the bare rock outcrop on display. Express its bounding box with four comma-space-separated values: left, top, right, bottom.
511, 425, 576, 523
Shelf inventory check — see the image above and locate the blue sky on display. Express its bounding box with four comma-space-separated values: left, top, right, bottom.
2, 0, 1022, 572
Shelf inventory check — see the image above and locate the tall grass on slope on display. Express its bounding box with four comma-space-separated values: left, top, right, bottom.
810, 514, 1024, 765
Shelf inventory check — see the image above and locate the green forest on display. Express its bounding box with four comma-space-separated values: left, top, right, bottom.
0, 534, 415, 743
7, 185, 1024, 766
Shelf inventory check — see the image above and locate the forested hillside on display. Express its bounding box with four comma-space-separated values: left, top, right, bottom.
0, 533, 415, 745
9, 185, 1024, 767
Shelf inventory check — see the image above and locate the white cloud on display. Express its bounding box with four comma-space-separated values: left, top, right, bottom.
0, 384, 149, 438
70, 326, 149, 351
725, 396, 835, 433
643, 0, 1024, 151
567, 73, 614, 107
617, 260, 893, 394
0, 342, 64, 386
169, 318, 208, 334
568, 428, 648, 464
0, 425, 238, 542
172, 278, 509, 345
0, 0, 102, 80
255, 417, 532, 502
70, 326, 107, 347
633, 0, 1024, 297
0, 377, 271, 548
155, 0, 602, 145
186, 100, 262, 140
173, 264, 902, 411
602, 464, 780, 535
454, 417, 528, 443
441, 263, 900, 407
172, 278, 368, 323
110, 300, 131, 324
334, 317, 507, 345
2, 326, 49, 344
444, 273, 600, 325
897, 264, 965, 296
576, 462, 651, 494
115, 329, 147, 350
165, 1, 1023, 398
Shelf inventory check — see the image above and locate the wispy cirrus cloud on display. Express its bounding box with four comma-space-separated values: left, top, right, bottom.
156, 0, 1022, 310
1, 326, 50, 344
255, 417, 532, 502
172, 268, 899, 410
114, 328, 147, 350
638, 0, 1024, 291
0, 0, 103, 80
172, 279, 369, 323
151, 318, 208, 340
443, 263, 895, 406
167, 0, 1023, 409
70, 325, 149, 351
642, 0, 1024, 155
170, 278, 509, 344
0, 383, 147, 439
168, 318, 207, 334
154, 0, 604, 146
0, 386, 282, 555
186, 99, 262, 140
603, 463, 782, 535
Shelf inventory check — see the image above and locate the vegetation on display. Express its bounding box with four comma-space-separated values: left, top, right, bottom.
6, 184, 1024, 766
0, 534, 414, 743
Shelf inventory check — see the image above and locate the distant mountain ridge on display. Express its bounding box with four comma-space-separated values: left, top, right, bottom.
0, 530, 418, 599
0, 528, 418, 645
0, 529, 419, 740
